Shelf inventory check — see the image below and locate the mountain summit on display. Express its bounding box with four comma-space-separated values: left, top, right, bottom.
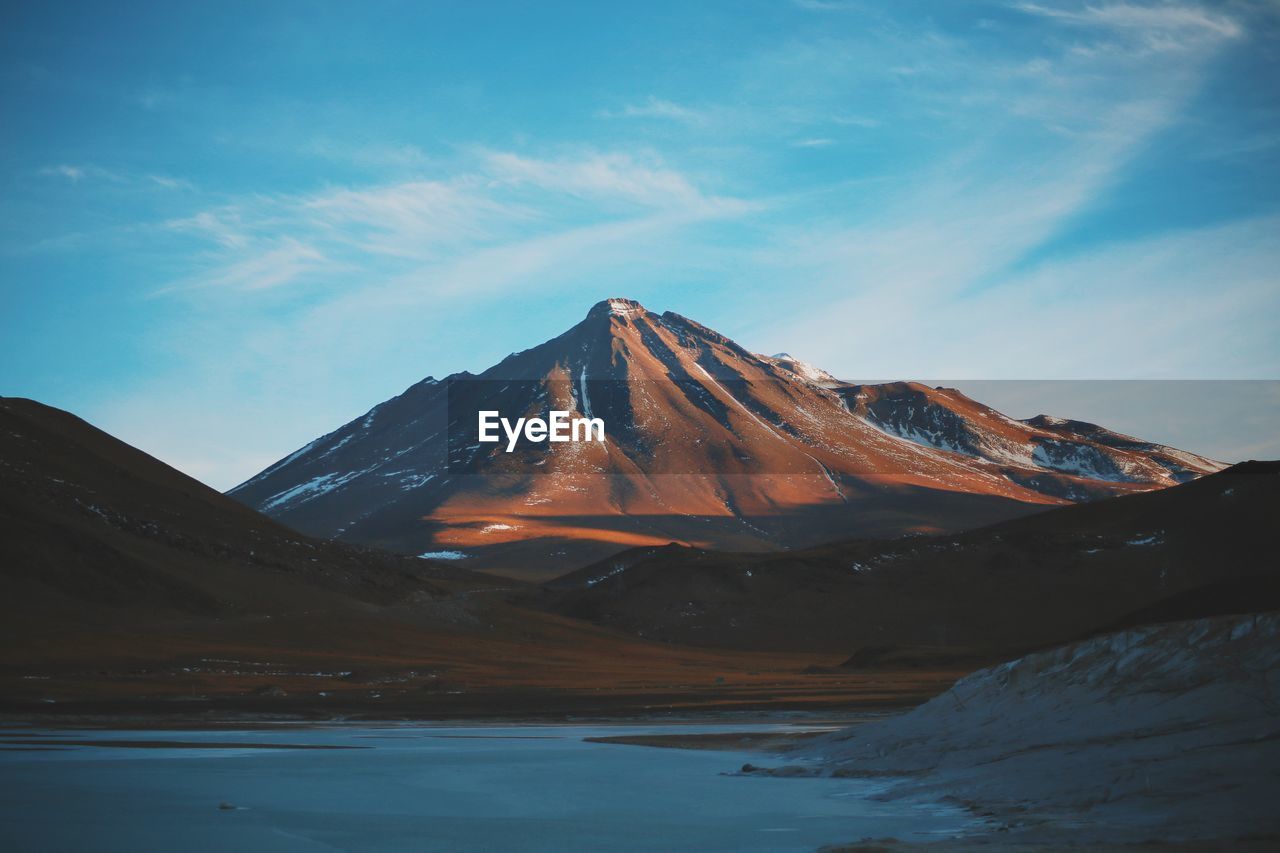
229, 299, 1221, 579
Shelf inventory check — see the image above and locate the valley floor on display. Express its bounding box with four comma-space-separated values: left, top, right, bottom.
1, 592, 971, 723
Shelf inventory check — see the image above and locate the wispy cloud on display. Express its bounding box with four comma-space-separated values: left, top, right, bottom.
791, 0, 862, 11
146, 174, 195, 191
39, 163, 193, 191
597, 96, 704, 123
759, 208, 1280, 379
1014, 2, 1244, 51
734, 0, 1263, 377
39, 164, 122, 183
791, 137, 836, 147
153, 149, 751, 296
40, 164, 87, 182
482, 150, 735, 210
155, 238, 329, 294
165, 210, 251, 250
830, 114, 881, 128
303, 139, 434, 171
300, 179, 520, 259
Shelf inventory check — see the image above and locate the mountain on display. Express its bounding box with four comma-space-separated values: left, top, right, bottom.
0, 396, 490, 619
838, 382, 1219, 500
228, 298, 1221, 580
538, 462, 1279, 659
2, 396, 949, 718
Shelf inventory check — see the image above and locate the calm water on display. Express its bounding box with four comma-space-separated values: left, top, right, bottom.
0, 723, 971, 852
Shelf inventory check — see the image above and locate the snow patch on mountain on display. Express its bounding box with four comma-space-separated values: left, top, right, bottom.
577, 365, 593, 418
318, 432, 356, 459
606, 298, 644, 317
1032, 439, 1128, 482
261, 468, 372, 511
586, 562, 629, 587
230, 437, 323, 493
767, 352, 838, 385
390, 472, 434, 491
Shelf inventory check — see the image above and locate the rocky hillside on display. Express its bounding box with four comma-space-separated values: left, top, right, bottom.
539, 462, 1279, 657
783, 612, 1280, 844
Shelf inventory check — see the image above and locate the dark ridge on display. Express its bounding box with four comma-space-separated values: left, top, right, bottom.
1220, 460, 1280, 475
659, 311, 756, 361
1097, 574, 1280, 634
633, 315, 736, 432
536, 461, 1279, 655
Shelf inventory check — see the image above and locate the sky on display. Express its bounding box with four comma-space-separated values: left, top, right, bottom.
2, 0, 1278, 489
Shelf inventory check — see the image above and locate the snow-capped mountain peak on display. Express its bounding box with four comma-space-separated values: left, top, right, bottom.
766, 352, 839, 386
228, 299, 1222, 579
587, 297, 648, 320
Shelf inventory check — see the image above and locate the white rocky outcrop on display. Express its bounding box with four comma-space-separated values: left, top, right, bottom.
791, 613, 1280, 843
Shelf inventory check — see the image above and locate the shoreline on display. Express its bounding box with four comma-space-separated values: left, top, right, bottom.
584, 728, 835, 752
0, 708, 893, 731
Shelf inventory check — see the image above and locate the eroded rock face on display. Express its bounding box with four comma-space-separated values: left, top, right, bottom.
793, 612, 1280, 843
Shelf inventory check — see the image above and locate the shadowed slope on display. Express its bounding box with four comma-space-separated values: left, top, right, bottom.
538, 462, 1279, 659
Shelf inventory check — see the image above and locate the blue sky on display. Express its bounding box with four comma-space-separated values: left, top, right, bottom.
2, 0, 1278, 488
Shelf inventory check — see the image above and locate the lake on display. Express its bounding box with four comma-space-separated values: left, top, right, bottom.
0, 723, 972, 851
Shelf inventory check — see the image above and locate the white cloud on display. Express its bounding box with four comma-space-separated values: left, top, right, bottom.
304, 139, 434, 170
392, 208, 730, 302
301, 179, 521, 259
732, 0, 1264, 379
41, 164, 86, 182
1014, 2, 1243, 50
153, 149, 751, 297
147, 174, 196, 191
199, 239, 328, 292
830, 115, 881, 128
792, 137, 836, 147
155, 238, 329, 294
39, 163, 192, 191
165, 210, 251, 250
483, 150, 729, 210
598, 96, 704, 123
791, 0, 862, 11
758, 212, 1280, 380
39, 164, 128, 183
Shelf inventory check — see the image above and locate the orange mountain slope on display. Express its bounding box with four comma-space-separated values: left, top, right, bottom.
229, 299, 1221, 580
